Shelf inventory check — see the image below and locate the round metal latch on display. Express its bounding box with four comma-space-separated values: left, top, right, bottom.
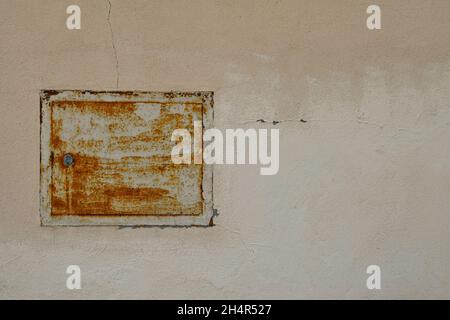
63, 154, 74, 167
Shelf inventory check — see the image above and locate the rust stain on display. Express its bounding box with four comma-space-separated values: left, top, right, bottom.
49, 98, 205, 217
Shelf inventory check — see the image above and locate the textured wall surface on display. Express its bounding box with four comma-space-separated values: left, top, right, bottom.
0, 0, 449, 299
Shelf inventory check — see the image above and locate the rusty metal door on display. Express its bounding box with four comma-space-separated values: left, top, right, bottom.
40, 90, 213, 226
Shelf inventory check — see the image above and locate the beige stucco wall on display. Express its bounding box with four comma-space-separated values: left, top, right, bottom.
0, 0, 449, 299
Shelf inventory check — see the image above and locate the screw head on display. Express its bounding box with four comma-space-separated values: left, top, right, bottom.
63, 154, 74, 167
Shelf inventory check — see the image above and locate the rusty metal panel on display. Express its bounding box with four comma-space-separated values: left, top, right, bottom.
40, 90, 213, 226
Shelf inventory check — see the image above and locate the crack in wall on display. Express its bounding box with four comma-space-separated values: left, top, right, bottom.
256, 118, 308, 125
107, 0, 119, 89
240, 118, 308, 125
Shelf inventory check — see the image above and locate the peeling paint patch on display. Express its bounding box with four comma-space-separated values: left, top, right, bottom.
40, 90, 214, 226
